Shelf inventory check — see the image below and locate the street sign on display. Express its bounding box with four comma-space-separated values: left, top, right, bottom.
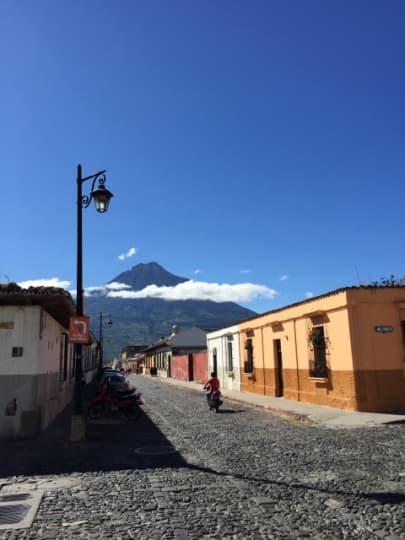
374, 326, 393, 333
69, 316, 90, 343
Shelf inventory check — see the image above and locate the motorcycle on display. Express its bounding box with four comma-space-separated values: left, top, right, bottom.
206, 390, 223, 413
88, 383, 144, 421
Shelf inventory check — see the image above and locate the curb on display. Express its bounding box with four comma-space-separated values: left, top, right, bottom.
157, 378, 314, 424
220, 395, 314, 424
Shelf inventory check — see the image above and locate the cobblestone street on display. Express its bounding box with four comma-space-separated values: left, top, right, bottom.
0, 376, 404, 540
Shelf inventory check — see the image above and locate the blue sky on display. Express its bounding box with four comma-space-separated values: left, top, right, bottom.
1, 0, 405, 314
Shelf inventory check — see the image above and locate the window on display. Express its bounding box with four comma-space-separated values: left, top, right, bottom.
212, 347, 218, 374
69, 347, 75, 379
401, 321, 405, 345
244, 338, 254, 373
309, 326, 328, 378
12, 347, 23, 357
59, 333, 68, 383
92, 347, 97, 369
226, 336, 233, 372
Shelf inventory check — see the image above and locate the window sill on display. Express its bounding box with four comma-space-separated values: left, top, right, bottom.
309, 376, 329, 382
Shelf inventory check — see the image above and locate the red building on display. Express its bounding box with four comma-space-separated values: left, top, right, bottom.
144, 326, 208, 381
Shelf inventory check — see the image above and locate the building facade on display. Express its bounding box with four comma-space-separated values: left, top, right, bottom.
144, 326, 208, 379
238, 286, 405, 412
0, 284, 97, 438
207, 324, 241, 391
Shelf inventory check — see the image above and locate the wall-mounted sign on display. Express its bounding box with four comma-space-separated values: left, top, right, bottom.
374, 326, 393, 333
0, 322, 14, 329
69, 316, 90, 343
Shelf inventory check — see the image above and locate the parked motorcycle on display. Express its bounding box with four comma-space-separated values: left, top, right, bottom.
88, 383, 144, 421
206, 390, 223, 413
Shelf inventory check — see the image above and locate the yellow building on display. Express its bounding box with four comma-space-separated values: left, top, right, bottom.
239, 286, 405, 412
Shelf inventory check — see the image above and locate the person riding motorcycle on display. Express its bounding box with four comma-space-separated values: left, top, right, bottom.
203, 372, 220, 403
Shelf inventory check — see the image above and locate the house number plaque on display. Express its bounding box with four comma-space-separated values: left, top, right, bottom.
374, 326, 393, 333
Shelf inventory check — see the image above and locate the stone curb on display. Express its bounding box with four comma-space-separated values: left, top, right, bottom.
154, 377, 313, 424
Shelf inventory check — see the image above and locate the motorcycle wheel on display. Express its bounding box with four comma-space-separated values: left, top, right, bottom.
88, 402, 104, 419
125, 403, 141, 421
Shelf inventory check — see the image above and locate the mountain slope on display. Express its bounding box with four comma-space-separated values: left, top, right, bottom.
111, 262, 187, 290
86, 262, 256, 359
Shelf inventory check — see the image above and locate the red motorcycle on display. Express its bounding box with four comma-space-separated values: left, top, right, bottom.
88, 383, 143, 421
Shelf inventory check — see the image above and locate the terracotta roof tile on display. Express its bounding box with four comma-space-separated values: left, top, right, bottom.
0, 283, 76, 328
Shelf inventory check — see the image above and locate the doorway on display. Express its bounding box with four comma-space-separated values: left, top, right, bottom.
274, 339, 283, 397
188, 353, 194, 381
167, 354, 171, 378
212, 348, 218, 376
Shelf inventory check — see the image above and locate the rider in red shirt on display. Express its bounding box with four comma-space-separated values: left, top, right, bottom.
204, 372, 220, 401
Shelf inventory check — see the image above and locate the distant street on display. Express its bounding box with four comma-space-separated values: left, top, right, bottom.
0, 376, 404, 539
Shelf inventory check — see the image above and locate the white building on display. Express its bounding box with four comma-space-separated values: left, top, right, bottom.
207, 324, 240, 391
0, 284, 97, 439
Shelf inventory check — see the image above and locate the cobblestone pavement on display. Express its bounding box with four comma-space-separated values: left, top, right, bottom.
0, 376, 404, 540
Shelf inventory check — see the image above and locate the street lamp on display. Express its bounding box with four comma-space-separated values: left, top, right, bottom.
98, 312, 112, 377
71, 164, 113, 442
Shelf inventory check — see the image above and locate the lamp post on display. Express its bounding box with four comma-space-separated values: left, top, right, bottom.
98, 312, 112, 377
71, 164, 113, 441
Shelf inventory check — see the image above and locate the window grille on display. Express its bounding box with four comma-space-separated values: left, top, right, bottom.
244, 338, 254, 373
226, 337, 233, 372
309, 326, 328, 378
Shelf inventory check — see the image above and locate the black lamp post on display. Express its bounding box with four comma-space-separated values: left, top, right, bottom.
98, 312, 112, 377
73, 164, 113, 421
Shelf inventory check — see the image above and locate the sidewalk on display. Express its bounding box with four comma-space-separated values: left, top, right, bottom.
151, 375, 405, 428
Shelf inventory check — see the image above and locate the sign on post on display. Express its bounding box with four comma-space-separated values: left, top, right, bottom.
69, 316, 90, 343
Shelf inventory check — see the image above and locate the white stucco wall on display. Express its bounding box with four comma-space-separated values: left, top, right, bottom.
38, 309, 63, 373
207, 325, 240, 391
0, 305, 73, 438
0, 305, 41, 375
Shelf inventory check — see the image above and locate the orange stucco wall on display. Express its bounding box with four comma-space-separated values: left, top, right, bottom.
347, 288, 405, 411
238, 287, 405, 412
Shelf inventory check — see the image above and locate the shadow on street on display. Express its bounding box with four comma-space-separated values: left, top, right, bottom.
1, 380, 404, 514
186, 462, 405, 506
0, 403, 187, 478
215, 408, 245, 414
2, 404, 403, 510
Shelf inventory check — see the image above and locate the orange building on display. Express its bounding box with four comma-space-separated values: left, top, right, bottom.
239, 286, 405, 412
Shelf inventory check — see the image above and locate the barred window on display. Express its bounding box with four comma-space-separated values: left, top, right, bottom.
226, 336, 233, 372
244, 338, 253, 373
309, 326, 328, 378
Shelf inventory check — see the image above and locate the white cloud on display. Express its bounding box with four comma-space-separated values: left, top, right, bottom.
240, 269, 251, 274
85, 285, 105, 294
118, 247, 137, 261
80, 281, 131, 296
305, 291, 314, 298
107, 280, 277, 303
18, 278, 71, 289
280, 274, 289, 281
105, 282, 131, 290
193, 269, 203, 275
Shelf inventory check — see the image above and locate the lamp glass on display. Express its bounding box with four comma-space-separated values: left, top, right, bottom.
92, 185, 113, 213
